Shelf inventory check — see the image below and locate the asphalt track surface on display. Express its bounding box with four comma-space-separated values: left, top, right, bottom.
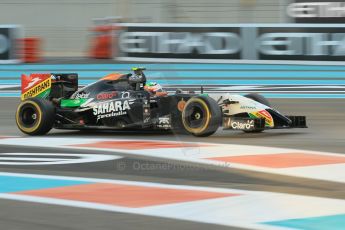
0, 97, 345, 230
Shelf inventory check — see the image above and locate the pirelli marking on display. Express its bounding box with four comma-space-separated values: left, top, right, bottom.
21, 78, 51, 100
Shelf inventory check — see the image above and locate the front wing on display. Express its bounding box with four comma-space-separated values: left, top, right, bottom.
223, 116, 307, 131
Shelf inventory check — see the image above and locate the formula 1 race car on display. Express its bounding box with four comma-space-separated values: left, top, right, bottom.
16, 67, 307, 136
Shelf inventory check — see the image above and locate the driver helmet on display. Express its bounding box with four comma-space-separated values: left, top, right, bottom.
131, 67, 146, 79
144, 82, 163, 94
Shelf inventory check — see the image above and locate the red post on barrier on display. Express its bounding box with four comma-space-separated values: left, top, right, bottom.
18, 37, 42, 63
89, 20, 122, 59
90, 25, 113, 59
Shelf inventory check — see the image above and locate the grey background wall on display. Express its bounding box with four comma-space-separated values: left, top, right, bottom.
0, 0, 285, 57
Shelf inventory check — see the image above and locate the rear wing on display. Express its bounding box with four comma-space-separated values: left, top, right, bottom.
21, 73, 78, 101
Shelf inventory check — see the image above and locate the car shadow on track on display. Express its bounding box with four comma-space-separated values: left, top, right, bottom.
214, 131, 306, 139
45, 129, 306, 140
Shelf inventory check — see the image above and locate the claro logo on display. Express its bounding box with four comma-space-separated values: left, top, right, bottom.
119, 30, 345, 57
97, 91, 118, 100
231, 120, 255, 130
287, 2, 345, 18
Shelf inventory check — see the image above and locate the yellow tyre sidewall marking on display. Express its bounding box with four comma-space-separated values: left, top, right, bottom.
182, 98, 211, 134
16, 101, 42, 133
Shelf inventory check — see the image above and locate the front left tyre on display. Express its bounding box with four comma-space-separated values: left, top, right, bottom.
244, 93, 271, 107
181, 96, 222, 137
16, 98, 55, 135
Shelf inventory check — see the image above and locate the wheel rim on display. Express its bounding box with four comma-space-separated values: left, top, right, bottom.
184, 102, 207, 129
117, 120, 127, 128
19, 104, 39, 128
16, 100, 42, 133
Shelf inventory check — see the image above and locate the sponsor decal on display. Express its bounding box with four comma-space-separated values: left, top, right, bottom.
24, 77, 41, 90
157, 116, 171, 129
143, 100, 150, 124
75, 92, 90, 99
240, 105, 257, 110
21, 73, 50, 93
93, 99, 134, 121
287, 1, 345, 23
120, 31, 241, 56
143, 117, 150, 124
119, 24, 345, 61
231, 120, 255, 130
177, 99, 186, 112
50, 74, 60, 81
96, 91, 118, 100
121, 91, 131, 98
249, 110, 274, 127
21, 74, 52, 100
60, 99, 88, 108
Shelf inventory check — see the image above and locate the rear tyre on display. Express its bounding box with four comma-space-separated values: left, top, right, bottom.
16, 98, 55, 135
244, 93, 271, 107
181, 96, 222, 137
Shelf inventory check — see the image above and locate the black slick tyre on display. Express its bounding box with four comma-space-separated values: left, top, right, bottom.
244, 93, 271, 107
16, 97, 55, 135
181, 96, 221, 137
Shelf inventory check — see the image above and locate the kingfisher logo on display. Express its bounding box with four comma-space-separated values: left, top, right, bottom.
21, 74, 52, 100
24, 77, 41, 90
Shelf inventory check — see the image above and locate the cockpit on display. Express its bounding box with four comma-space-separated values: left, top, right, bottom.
70, 73, 129, 99
70, 68, 148, 100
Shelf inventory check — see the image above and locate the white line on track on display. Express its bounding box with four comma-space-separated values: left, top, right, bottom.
0, 137, 344, 183
0, 172, 344, 230
0, 153, 121, 165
